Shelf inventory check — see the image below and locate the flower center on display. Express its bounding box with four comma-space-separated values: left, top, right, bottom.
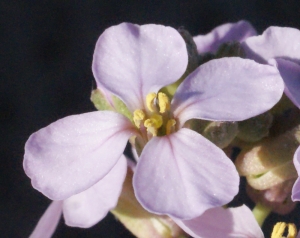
271, 222, 297, 238
133, 92, 176, 137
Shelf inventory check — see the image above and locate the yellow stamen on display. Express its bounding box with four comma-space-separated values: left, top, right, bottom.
166, 119, 176, 135
144, 114, 163, 136
133, 109, 145, 128
157, 92, 170, 113
271, 222, 297, 238
287, 223, 297, 238
271, 222, 286, 238
146, 93, 157, 112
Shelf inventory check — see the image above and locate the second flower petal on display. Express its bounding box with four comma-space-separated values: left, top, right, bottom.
172, 57, 283, 126
275, 58, 300, 108
63, 155, 127, 228
24, 111, 135, 200
133, 128, 239, 220
92, 23, 188, 111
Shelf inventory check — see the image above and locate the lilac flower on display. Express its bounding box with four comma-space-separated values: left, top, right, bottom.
29, 156, 127, 237
24, 23, 283, 220
193, 20, 257, 54
241, 27, 300, 201
242, 26, 300, 108
174, 205, 264, 238
175, 205, 299, 238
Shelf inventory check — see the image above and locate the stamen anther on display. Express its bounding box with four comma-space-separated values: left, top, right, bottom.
158, 92, 170, 113
133, 109, 146, 128
271, 222, 297, 238
287, 223, 297, 238
146, 93, 157, 112
144, 114, 163, 136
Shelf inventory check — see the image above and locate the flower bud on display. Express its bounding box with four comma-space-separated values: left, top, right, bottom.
202, 121, 238, 148
215, 41, 246, 58
188, 119, 238, 148
237, 111, 273, 142
270, 100, 300, 137
235, 126, 300, 211
177, 27, 199, 76
161, 28, 199, 98
236, 126, 299, 191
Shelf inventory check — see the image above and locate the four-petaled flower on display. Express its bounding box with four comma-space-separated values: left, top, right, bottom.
174, 205, 264, 238
241, 26, 300, 202
193, 20, 257, 54
24, 23, 283, 220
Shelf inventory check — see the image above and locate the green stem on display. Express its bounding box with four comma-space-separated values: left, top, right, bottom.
252, 203, 272, 227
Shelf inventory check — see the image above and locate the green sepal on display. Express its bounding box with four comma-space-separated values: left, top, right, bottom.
90, 89, 133, 122
90, 89, 114, 111
111, 95, 133, 122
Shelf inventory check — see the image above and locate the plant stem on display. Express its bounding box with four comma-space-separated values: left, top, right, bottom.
252, 203, 272, 227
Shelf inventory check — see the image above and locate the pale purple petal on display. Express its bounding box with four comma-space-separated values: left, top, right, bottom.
274, 58, 300, 108
29, 201, 63, 238
63, 155, 127, 228
172, 57, 283, 127
92, 23, 188, 111
194, 20, 256, 54
24, 111, 135, 200
174, 205, 264, 238
133, 128, 239, 220
242, 27, 300, 64
292, 146, 300, 201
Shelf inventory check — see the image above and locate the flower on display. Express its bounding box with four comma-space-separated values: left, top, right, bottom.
175, 205, 300, 238
241, 26, 300, 202
24, 23, 283, 220
29, 156, 127, 237
174, 205, 264, 238
242, 26, 300, 108
193, 20, 257, 54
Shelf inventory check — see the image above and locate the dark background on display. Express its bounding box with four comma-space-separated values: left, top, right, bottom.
1, 1, 300, 237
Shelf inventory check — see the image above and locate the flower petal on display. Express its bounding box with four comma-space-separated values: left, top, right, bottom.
242, 26, 300, 63
194, 20, 256, 54
24, 111, 135, 200
273, 58, 300, 108
292, 146, 300, 201
29, 201, 63, 238
92, 23, 188, 111
174, 205, 264, 238
63, 155, 127, 228
133, 128, 239, 220
172, 57, 283, 127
